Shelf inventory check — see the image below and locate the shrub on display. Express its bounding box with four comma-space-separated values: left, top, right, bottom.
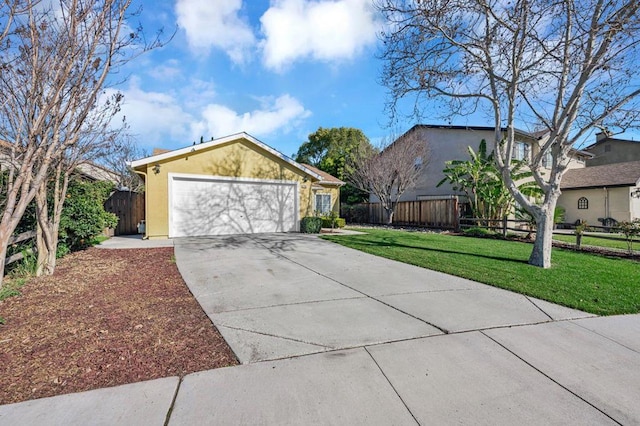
463, 227, 500, 238
301, 216, 323, 233
321, 217, 346, 228
341, 204, 369, 223
59, 180, 118, 251
616, 219, 640, 254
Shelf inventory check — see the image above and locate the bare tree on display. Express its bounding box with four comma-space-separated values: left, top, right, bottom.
378, 0, 640, 268
100, 133, 147, 193
347, 132, 428, 224
35, 101, 124, 276
0, 0, 165, 284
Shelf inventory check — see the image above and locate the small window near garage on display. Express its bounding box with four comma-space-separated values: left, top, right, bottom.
578, 197, 589, 209
315, 193, 332, 215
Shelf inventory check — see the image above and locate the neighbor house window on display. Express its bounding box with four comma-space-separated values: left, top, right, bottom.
578, 197, 589, 209
414, 156, 423, 170
315, 193, 332, 214
512, 141, 530, 161
542, 151, 553, 168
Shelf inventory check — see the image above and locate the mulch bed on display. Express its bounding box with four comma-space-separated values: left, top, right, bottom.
0, 247, 238, 405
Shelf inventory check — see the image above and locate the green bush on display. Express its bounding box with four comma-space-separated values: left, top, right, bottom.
321, 217, 346, 228
59, 180, 118, 251
301, 216, 323, 233
463, 227, 500, 238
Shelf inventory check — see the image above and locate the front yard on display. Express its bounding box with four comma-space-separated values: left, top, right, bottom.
0, 247, 238, 405
323, 228, 640, 316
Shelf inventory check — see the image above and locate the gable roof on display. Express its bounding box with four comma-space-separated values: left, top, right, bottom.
130, 132, 322, 180
560, 160, 640, 189
300, 164, 345, 186
584, 135, 640, 150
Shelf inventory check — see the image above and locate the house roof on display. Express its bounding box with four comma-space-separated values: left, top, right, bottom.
300, 164, 345, 186
407, 124, 593, 158
584, 135, 640, 150
130, 132, 322, 181
560, 160, 640, 189
152, 148, 171, 156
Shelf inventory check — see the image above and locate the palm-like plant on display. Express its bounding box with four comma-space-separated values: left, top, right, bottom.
438, 140, 542, 223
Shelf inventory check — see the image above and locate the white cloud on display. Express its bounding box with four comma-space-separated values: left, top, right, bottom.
110, 78, 193, 147
147, 60, 183, 81
175, 0, 256, 64
192, 94, 311, 139
260, 0, 379, 71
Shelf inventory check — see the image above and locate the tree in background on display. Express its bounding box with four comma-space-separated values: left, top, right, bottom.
101, 134, 147, 193
294, 127, 372, 204
0, 0, 166, 283
347, 132, 428, 224
438, 140, 542, 224
378, 0, 640, 268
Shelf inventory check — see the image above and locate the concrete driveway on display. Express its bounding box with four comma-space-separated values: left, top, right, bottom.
168, 233, 640, 424
175, 233, 591, 364
3, 233, 639, 425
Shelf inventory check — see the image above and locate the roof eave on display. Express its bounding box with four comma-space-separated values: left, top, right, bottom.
129, 132, 322, 180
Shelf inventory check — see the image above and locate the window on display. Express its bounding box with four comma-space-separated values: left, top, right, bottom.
541, 151, 553, 168
414, 156, 423, 170
578, 197, 589, 209
512, 141, 530, 161
315, 193, 332, 214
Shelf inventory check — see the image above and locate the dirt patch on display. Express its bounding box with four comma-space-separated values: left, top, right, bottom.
0, 247, 238, 405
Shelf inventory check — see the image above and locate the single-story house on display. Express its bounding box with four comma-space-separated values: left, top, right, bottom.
130, 132, 343, 239
558, 160, 640, 225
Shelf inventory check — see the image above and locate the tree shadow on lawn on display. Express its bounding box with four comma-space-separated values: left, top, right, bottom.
331, 237, 530, 266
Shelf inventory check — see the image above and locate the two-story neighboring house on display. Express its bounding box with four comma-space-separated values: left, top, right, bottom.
584, 132, 640, 167
384, 124, 590, 203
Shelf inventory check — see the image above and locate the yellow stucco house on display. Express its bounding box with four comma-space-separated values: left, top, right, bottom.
130, 132, 343, 239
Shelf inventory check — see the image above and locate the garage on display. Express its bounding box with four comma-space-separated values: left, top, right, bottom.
169, 174, 298, 237
129, 132, 343, 240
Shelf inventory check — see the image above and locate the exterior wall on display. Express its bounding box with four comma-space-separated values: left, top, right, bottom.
383, 126, 586, 203
587, 140, 640, 166
558, 187, 634, 225
312, 185, 341, 215
631, 188, 640, 220
142, 138, 315, 239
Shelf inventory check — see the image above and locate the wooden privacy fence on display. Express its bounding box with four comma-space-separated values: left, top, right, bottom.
104, 190, 145, 235
349, 199, 459, 230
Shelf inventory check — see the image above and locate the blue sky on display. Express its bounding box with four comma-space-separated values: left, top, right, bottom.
115, 0, 399, 158
115, 0, 640, 159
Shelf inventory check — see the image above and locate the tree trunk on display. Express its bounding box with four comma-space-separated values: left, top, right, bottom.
529, 207, 555, 268
0, 232, 9, 288
385, 208, 394, 225
0, 213, 26, 287
35, 183, 59, 276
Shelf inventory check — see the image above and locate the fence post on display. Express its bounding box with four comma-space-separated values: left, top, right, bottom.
502, 216, 508, 237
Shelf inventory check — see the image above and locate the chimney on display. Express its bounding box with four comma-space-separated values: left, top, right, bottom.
596, 129, 610, 142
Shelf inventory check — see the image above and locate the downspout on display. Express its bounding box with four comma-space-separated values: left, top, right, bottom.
604, 187, 609, 219
132, 168, 148, 240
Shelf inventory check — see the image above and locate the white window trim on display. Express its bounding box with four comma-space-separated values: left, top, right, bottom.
315, 193, 332, 215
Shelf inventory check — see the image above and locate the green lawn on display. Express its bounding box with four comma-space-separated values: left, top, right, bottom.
322, 228, 640, 316
553, 233, 640, 252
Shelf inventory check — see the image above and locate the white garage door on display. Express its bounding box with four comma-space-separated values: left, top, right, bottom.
169, 174, 298, 237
